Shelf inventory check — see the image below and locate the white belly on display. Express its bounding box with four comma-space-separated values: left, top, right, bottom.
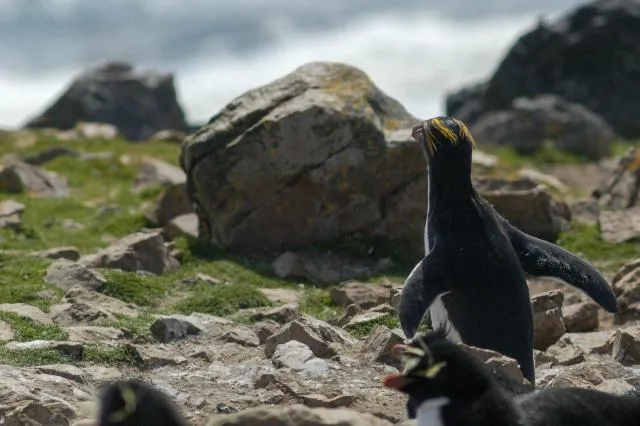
416, 397, 450, 426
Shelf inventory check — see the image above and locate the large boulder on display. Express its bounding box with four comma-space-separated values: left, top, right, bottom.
24, 61, 189, 141
593, 147, 640, 210
470, 95, 615, 160
446, 0, 640, 138
179, 61, 427, 254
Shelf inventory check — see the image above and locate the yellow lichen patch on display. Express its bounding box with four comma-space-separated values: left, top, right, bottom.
624, 148, 640, 172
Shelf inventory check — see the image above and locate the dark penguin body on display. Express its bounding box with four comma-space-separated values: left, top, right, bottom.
383, 330, 640, 426
399, 117, 618, 391
97, 379, 189, 426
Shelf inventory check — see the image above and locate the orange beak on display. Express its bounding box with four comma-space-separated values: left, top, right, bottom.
383, 374, 408, 390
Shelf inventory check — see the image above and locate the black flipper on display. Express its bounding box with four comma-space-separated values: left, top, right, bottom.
505, 222, 618, 313
398, 245, 452, 339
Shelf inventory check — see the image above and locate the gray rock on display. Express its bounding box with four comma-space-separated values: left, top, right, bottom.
611, 326, 640, 365
0, 160, 69, 198
180, 61, 428, 254
0, 199, 25, 230
330, 281, 392, 309
594, 147, 640, 210
29, 246, 81, 261
44, 260, 106, 291
219, 327, 260, 347
24, 61, 189, 141
474, 177, 571, 242
5, 340, 84, 360
79, 231, 179, 275
0, 303, 53, 325
562, 302, 599, 333
50, 302, 116, 326
265, 315, 357, 358
531, 290, 566, 350
271, 251, 392, 284
163, 213, 198, 241
446, 0, 640, 139
147, 182, 194, 226
204, 404, 394, 426
150, 316, 202, 343
470, 95, 614, 160
361, 325, 405, 368
598, 206, 640, 244
133, 156, 186, 192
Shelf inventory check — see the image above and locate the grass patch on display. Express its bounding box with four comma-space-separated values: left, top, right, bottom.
346, 313, 400, 338
101, 270, 170, 308
298, 288, 342, 323
0, 347, 73, 366
98, 314, 156, 344
0, 312, 68, 342
0, 255, 61, 310
0, 344, 142, 367
557, 222, 640, 272
483, 141, 591, 167
173, 283, 271, 316
83, 344, 142, 366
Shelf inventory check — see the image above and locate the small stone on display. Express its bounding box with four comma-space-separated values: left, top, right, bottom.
299, 393, 357, 408
531, 290, 566, 350
149, 316, 204, 343
361, 325, 405, 367
330, 281, 392, 309
0, 303, 53, 325
611, 326, 640, 365
562, 302, 599, 333
5, 340, 84, 360
44, 260, 106, 291
30, 246, 81, 261
219, 327, 260, 347
545, 335, 586, 366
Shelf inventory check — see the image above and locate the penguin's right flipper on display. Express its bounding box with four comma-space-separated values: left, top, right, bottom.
398, 246, 452, 339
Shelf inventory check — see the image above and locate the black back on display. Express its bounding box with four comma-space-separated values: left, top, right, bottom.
97, 379, 189, 426
387, 331, 640, 426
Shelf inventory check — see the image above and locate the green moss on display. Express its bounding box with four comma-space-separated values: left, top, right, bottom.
0, 312, 68, 342
100, 270, 170, 308
557, 222, 640, 272
0, 344, 142, 367
347, 313, 400, 338
173, 283, 271, 316
83, 344, 142, 366
0, 255, 61, 310
483, 140, 591, 167
97, 314, 157, 344
298, 288, 342, 323
0, 347, 73, 366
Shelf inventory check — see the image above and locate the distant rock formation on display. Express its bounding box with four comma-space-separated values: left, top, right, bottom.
23, 61, 189, 141
447, 0, 640, 139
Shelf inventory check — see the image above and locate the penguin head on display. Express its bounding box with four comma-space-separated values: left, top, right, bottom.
383, 329, 492, 409
412, 116, 476, 171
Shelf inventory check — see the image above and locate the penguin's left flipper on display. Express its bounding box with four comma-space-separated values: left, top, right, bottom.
398, 244, 452, 339
505, 222, 618, 313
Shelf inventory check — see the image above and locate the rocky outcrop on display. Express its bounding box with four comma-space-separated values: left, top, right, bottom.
474, 177, 571, 242
469, 95, 615, 160
446, 0, 640, 138
23, 61, 189, 141
594, 147, 640, 210
180, 61, 428, 254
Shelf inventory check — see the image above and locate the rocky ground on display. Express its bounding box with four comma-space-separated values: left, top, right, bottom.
1, 124, 640, 426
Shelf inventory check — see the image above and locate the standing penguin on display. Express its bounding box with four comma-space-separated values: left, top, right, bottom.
398, 116, 618, 387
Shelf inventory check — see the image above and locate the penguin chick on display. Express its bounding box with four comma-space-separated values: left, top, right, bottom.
384, 330, 640, 426
97, 379, 189, 426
